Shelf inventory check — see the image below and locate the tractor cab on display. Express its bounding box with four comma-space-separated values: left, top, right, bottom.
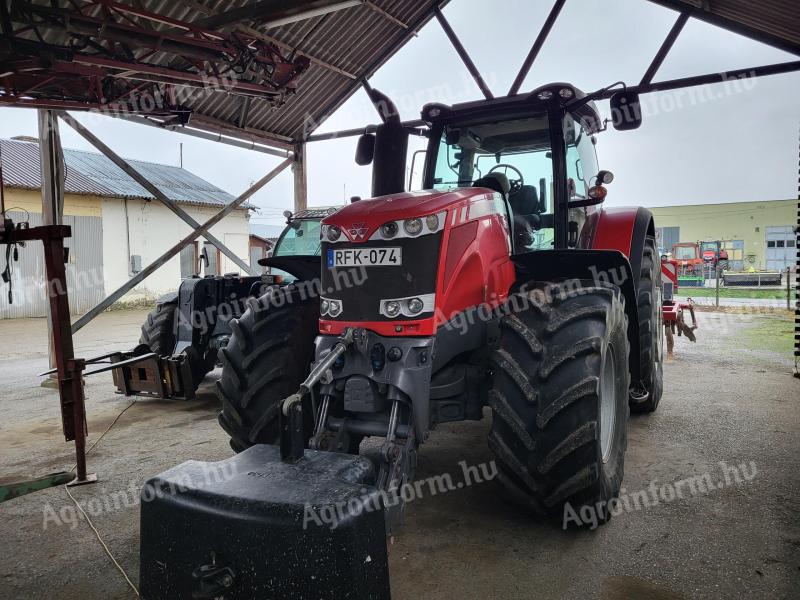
419, 84, 608, 254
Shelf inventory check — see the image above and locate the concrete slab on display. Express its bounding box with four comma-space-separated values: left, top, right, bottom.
0, 309, 797, 600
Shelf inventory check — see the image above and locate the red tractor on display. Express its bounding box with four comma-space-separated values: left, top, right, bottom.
140, 84, 665, 599
672, 241, 703, 276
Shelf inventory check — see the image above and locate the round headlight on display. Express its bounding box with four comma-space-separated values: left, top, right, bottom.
537, 90, 554, 100
425, 214, 439, 232
328, 300, 342, 317
321, 299, 330, 315
384, 301, 401, 318
326, 225, 342, 242
381, 221, 399, 239
403, 218, 423, 236
407, 297, 424, 315
559, 87, 574, 99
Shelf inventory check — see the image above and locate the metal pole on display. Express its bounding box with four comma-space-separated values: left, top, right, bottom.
508, 0, 567, 96
788, 267, 791, 311
58, 111, 258, 276
293, 143, 308, 212
71, 157, 292, 333
640, 12, 690, 86
433, 6, 493, 100
715, 264, 720, 307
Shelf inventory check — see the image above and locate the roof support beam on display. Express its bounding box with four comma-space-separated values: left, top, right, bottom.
508, 0, 566, 96
640, 12, 690, 86
304, 1, 447, 141
602, 59, 800, 98
115, 115, 293, 157
305, 119, 427, 142
58, 111, 258, 277
433, 6, 493, 100
70, 157, 292, 334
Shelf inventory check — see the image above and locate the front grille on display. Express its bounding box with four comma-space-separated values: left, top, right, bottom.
320, 233, 442, 322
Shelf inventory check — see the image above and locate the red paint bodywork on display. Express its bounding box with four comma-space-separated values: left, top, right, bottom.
320, 188, 516, 337
320, 189, 643, 337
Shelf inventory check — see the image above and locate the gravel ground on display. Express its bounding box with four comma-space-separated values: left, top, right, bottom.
0, 309, 797, 600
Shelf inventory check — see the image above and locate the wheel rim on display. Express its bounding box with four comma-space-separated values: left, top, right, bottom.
600, 348, 617, 463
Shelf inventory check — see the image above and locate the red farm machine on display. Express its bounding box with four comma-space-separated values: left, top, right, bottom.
139, 84, 666, 599
661, 258, 698, 357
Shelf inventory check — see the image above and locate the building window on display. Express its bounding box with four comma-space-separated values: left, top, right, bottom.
204, 242, 220, 275
180, 242, 198, 278
767, 241, 776, 248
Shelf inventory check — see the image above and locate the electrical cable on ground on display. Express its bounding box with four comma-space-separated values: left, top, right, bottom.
64, 399, 140, 597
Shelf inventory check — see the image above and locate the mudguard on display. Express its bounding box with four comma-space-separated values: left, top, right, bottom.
512, 249, 641, 384
590, 206, 655, 288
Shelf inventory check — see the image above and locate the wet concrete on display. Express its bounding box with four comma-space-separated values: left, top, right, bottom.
0, 309, 797, 599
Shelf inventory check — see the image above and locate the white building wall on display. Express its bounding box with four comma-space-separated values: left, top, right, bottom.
102, 198, 250, 302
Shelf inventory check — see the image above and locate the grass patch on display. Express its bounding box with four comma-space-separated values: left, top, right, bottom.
741, 314, 795, 354
679, 287, 795, 300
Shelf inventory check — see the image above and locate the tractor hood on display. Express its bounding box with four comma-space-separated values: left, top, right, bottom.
322, 187, 494, 243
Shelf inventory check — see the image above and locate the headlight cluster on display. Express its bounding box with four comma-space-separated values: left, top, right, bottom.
379, 294, 435, 318
320, 297, 343, 317
321, 224, 342, 242
370, 211, 445, 241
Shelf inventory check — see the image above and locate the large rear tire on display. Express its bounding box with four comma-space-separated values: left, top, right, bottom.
488, 281, 630, 524
217, 287, 319, 452
630, 237, 664, 413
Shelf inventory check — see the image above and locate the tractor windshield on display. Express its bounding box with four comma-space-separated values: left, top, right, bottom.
431, 115, 555, 251
273, 218, 322, 257
673, 245, 698, 260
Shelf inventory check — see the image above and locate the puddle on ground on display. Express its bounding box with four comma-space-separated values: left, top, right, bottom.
601, 575, 687, 600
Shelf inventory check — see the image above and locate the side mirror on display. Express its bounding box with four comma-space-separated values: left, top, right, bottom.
355, 133, 375, 166
610, 91, 642, 131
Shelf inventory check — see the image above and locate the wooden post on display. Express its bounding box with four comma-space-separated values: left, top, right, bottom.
38, 110, 65, 382
293, 143, 308, 212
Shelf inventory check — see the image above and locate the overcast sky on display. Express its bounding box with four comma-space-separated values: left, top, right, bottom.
1, 0, 798, 230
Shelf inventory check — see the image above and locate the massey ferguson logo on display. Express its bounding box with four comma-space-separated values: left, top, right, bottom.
348, 223, 368, 240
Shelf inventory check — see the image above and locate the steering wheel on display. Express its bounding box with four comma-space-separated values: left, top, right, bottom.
488, 164, 524, 194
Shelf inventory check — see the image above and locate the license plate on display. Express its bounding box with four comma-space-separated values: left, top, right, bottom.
327, 247, 402, 267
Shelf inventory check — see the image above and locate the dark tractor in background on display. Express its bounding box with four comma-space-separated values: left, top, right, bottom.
113, 208, 339, 400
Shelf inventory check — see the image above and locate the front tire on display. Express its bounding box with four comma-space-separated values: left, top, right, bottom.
217, 286, 318, 452
488, 281, 630, 524
630, 237, 664, 413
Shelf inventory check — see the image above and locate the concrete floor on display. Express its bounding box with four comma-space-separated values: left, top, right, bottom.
0, 309, 798, 599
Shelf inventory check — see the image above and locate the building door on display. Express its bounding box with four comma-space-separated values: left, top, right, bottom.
765, 226, 795, 271
180, 242, 198, 278
0, 211, 105, 318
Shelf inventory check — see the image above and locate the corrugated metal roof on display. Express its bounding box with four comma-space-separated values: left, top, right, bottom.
4, 0, 444, 145
0, 139, 236, 207
2, 1, 796, 149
